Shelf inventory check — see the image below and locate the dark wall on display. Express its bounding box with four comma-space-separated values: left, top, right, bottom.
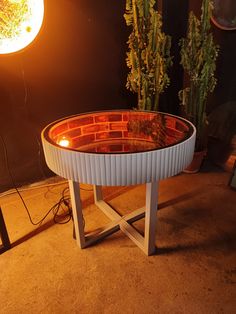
1, 0, 235, 192
162, 0, 236, 114
160, 0, 189, 114
188, 0, 236, 111
210, 28, 236, 110
0, 0, 131, 192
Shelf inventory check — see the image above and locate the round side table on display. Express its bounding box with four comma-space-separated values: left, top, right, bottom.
42, 110, 196, 255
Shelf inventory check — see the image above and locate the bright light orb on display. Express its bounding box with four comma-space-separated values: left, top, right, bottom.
58, 138, 70, 148
0, 0, 44, 54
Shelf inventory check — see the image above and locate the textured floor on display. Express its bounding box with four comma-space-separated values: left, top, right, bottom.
0, 164, 236, 314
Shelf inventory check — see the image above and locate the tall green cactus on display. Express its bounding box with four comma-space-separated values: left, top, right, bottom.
179, 0, 219, 151
124, 0, 172, 111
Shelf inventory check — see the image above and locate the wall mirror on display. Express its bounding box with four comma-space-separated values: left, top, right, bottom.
211, 0, 236, 30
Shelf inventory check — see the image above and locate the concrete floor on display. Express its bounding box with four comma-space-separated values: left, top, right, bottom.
0, 164, 236, 314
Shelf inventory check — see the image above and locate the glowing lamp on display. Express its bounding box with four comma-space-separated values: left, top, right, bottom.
0, 0, 44, 54
58, 138, 70, 148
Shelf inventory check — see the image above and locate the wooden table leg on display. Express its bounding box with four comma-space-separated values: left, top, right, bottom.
68, 180, 86, 248
69, 181, 158, 256
93, 185, 103, 203
94, 182, 158, 256
144, 181, 158, 255
0, 207, 11, 254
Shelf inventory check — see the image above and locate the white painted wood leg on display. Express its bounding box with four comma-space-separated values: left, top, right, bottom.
93, 183, 158, 256
69, 182, 158, 255
144, 182, 158, 255
93, 185, 103, 203
68, 180, 86, 248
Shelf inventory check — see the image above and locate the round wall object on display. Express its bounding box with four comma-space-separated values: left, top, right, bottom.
211, 0, 236, 30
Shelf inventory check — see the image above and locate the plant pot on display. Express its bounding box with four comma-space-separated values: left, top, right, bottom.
183, 151, 206, 174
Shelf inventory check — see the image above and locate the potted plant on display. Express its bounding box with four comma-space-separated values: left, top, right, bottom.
124, 0, 172, 111
179, 0, 219, 172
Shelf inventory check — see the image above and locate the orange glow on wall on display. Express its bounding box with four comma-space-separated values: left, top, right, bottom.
0, 0, 44, 54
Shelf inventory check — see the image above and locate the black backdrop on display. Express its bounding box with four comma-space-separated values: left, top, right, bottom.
0, 0, 132, 191
0, 0, 235, 192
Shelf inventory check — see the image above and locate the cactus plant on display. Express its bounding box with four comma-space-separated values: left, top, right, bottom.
124, 0, 172, 111
179, 0, 219, 152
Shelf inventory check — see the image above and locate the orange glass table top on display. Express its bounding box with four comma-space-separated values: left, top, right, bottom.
45, 110, 194, 154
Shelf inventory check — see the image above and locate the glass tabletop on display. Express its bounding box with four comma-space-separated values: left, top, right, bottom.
45, 110, 194, 154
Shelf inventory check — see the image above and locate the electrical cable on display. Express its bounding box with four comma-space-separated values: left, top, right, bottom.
0, 134, 73, 225
0, 134, 39, 225
0, 180, 67, 198
52, 187, 72, 224
0, 60, 91, 227
0, 180, 93, 198
0, 134, 88, 227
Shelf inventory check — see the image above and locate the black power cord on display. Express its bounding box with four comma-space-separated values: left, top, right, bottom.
0, 60, 92, 228
52, 187, 72, 224
0, 134, 75, 226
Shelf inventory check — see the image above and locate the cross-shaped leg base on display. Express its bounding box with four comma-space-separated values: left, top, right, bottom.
69, 181, 158, 256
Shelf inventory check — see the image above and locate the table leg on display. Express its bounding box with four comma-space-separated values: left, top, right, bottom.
93, 182, 158, 256
144, 181, 158, 255
0, 207, 11, 254
93, 185, 103, 203
68, 180, 86, 248
69, 181, 158, 256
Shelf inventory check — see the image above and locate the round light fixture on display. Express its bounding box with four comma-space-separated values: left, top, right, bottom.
0, 0, 44, 54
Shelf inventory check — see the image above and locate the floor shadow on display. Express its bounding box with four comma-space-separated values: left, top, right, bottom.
200, 158, 225, 173
156, 229, 236, 256
158, 187, 206, 210
8, 186, 210, 250
8, 187, 134, 249
11, 219, 56, 248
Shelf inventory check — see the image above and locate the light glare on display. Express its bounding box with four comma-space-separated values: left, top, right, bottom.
0, 0, 44, 54
58, 138, 70, 148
